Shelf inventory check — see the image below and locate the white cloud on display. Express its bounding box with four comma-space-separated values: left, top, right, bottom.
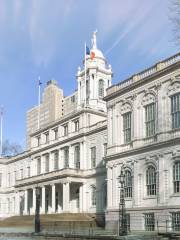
28, 0, 74, 67
97, 0, 170, 56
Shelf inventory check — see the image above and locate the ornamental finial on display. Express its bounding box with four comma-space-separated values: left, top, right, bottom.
91, 30, 98, 49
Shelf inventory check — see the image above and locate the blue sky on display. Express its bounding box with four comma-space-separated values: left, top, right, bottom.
0, 0, 178, 149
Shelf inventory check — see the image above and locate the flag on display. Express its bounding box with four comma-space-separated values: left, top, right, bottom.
38, 76, 42, 86
86, 46, 90, 55
90, 51, 95, 60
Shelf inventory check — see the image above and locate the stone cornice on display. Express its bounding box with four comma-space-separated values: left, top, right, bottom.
105, 136, 180, 162
105, 56, 180, 101
30, 108, 107, 137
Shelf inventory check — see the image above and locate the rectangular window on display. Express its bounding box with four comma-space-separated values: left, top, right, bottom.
37, 136, 41, 146
74, 145, 80, 169
74, 120, 79, 132
45, 154, 49, 172
145, 103, 155, 137
27, 166, 30, 177
54, 151, 59, 170
37, 157, 41, 175
54, 128, 58, 140
172, 212, 180, 232
91, 147, 96, 168
20, 169, 23, 179
64, 147, 69, 168
144, 213, 155, 231
171, 93, 180, 129
63, 124, 68, 136
8, 173, 10, 186
123, 112, 131, 143
45, 132, 49, 144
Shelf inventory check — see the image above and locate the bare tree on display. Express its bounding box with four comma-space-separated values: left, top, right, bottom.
2, 140, 23, 156
169, 0, 180, 47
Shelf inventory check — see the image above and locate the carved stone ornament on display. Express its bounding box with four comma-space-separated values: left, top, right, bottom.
121, 101, 132, 114
167, 78, 180, 96
142, 90, 156, 106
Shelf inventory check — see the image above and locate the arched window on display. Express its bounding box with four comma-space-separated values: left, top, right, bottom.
124, 170, 132, 198
173, 162, 180, 193
146, 166, 156, 196
98, 79, 104, 98
91, 186, 96, 206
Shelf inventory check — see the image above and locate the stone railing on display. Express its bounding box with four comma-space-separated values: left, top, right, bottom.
107, 52, 180, 96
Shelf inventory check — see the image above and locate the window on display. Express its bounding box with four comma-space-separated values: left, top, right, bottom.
63, 124, 68, 136
173, 162, 180, 193
123, 112, 131, 143
91, 147, 96, 168
86, 80, 90, 100
20, 169, 23, 179
145, 103, 155, 137
64, 147, 69, 168
37, 157, 41, 175
27, 166, 30, 177
54, 128, 58, 140
71, 95, 75, 103
45, 132, 49, 144
171, 93, 180, 129
37, 136, 41, 146
144, 213, 155, 231
8, 173, 10, 187
45, 154, 49, 172
103, 143, 107, 157
124, 170, 132, 198
98, 79, 104, 98
74, 145, 80, 169
54, 151, 59, 170
172, 212, 180, 231
74, 120, 79, 132
146, 166, 156, 196
91, 186, 96, 206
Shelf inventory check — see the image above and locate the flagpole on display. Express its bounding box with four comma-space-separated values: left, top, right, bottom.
0, 107, 3, 157
38, 76, 41, 129
84, 42, 86, 106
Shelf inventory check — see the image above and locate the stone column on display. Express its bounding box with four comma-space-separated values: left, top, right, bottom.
32, 188, 36, 215
107, 167, 112, 208
79, 184, 83, 212
51, 184, 56, 213
41, 186, 45, 214
24, 190, 28, 215
63, 182, 70, 212
15, 192, 20, 215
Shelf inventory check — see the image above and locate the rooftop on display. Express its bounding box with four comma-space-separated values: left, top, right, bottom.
106, 52, 180, 98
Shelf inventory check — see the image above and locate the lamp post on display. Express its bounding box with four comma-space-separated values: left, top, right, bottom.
118, 169, 127, 236
35, 187, 41, 233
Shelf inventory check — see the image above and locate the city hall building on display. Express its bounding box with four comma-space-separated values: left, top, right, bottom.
0, 32, 179, 232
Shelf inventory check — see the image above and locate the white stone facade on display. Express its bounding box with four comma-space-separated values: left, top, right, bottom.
105, 53, 180, 232
0, 32, 111, 225
0, 32, 179, 233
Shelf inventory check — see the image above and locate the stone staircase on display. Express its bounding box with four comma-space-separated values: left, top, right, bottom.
0, 213, 98, 230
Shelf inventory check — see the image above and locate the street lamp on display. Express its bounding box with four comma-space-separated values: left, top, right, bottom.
35, 187, 41, 233
118, 169, 127, 236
